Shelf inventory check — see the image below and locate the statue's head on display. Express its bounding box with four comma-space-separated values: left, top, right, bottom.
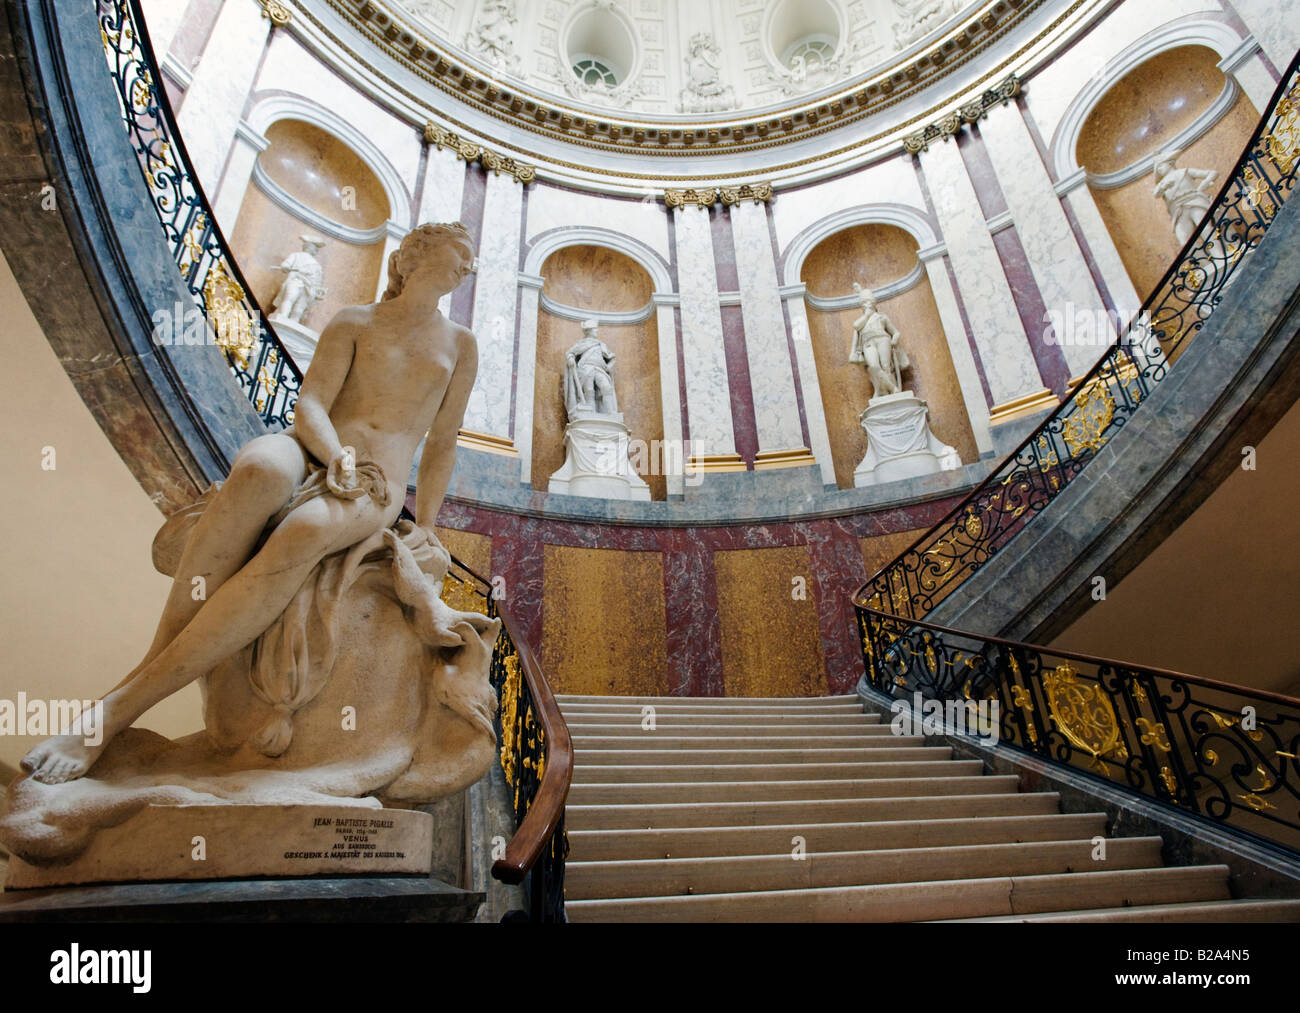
688, 32, 711, 56
855, 283, 876, 307
581, 318, 599, 339
1153, 148, 1180, 174
300, 234, 326, 253
383, 222, 476, 301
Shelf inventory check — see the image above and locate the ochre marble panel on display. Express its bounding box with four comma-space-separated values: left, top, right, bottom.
1078, 46, 1234, 176
803, 224, 979, 489
436, 525, 493, 580
258, 119, 390, 229
531, 245, 665, 499
540, 544, 671, 696
1089, 93, 1259, 300
227, 185, 384, 331
860, 529, 929, 580
715, 545, 828, 698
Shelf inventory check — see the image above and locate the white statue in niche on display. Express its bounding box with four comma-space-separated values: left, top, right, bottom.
269, 234, 327, 325
466, 0, 521, 73
549, 318, 648, 501
849, 283, 909, 399
1, 223, 504, 886
1153, 148, 1219, 245
892, 0, 964, 50
679, 33, 738, 114
848, 282, 961, 487
564, 318, 619, 417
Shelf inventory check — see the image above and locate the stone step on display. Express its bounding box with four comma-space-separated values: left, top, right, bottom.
566, 789, 1057, 831
571, 732, 920, 750
568, 770, 991, 805
951, 899, 1300, 922
567, 812, 1110, 862
574, 745, 950, 765
563, 712, 878, 727
569, 724, 888, 740
555, 694, 861, 707
573, 759, 982, 785
565, 837, 1164, 900
564, 865, 1231, 922
559, 701, 866, 717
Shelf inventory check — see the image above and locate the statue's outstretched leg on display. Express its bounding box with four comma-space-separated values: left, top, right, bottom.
22, 473, 394, 784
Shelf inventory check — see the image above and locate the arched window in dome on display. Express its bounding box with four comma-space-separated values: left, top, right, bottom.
781, 36, 836, 74
571, 55, 618, 88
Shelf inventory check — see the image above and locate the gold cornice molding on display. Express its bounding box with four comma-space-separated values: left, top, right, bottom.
719, 183, 774, 206
286, 0, 1096, 184
258, 0, 293, 27
424, 121, 535, 184
317, 0, 1049, 161
663, 187, 720, 209
902, 74, 1022, 154
480, 149, 536, 185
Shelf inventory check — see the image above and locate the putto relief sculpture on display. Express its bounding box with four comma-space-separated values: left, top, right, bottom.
848, 284, 961, 487
892, 0, 965, 50
466, 0, 522, 73
549, 319, 649, 501
0, 223, 504, 887
269, 234, 327, 326
679, 33, 738, 114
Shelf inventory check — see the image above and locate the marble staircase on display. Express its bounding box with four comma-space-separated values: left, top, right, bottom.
557, 694, 1300, 922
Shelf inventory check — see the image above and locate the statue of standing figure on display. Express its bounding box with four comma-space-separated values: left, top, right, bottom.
564, 318, 619, 417
849, 283, 909, 399
270, 234, 327, 325
1153, 148, 1219, 245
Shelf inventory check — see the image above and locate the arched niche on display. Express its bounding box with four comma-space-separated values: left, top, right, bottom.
1078, 44, 1259, 299
228, 119, 390, 332
802, 223, 978, 490
531, 245, 665, 500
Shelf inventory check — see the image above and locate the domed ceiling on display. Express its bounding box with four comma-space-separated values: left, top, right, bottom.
395, 0, 979, 116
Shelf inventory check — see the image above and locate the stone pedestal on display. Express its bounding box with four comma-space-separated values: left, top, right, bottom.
854, 391, 961, 487
548, 413, 650, 501
269, 318, 320, 372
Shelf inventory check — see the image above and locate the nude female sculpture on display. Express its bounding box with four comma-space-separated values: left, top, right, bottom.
22, 222, 490, 784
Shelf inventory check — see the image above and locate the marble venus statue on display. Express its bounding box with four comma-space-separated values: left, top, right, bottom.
849, 283, 910, 399
3, 222, 502, 871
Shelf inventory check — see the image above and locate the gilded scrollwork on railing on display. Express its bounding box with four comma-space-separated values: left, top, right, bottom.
99, 0, 301, 429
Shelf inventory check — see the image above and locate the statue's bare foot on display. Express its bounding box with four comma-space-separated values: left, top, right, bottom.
19, 734, 108, 784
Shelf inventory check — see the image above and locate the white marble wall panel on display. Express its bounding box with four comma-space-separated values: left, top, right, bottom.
772, 155, 925, 257
464, 173, 524, 438
212, 124, 267, 235
655, 298, 686, 498
1025, 0, 1224, 153
254, 32, 422, 207
920, 139, 1040, 404
784, 291, 836, 485
729, 201, 803, 451
922, 251, 994, 455
1060, 179, 1142, 322
1230, 52, 1278, 112
513, 277, 543, 484
672, 206, 735, 456
525, 184, 672, 265
139, 0, 188, 60
418, 146, 468, 316
1233, 0, 1300, 70
175, 2, 269, 197
980, 102, 1109, 377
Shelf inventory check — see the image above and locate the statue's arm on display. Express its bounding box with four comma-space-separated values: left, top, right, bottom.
415, 328, 478, 530
293, 310, 357, 468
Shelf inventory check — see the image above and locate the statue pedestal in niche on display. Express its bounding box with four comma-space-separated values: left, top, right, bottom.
0, 223, 501, 890
548, 411, 651, 501
854, 391, 961, 487
272, 317, 321, 371
547, 319, 650, 501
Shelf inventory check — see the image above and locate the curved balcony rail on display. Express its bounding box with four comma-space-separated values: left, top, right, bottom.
855, 52, 1300, 857
99, 0, 302, 428
858, 53, 1300, 625
97, 0, 570, 918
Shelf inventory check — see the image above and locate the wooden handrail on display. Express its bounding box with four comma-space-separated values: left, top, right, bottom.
446, 553, 573, 886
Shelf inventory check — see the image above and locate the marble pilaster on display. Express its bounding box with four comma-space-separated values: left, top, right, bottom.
175, 0, 270, 197
1056, 170, 1142, 321
513, 274, 543, 486
654, 295, 687, 498
919, 139, 1040, 404
980, 103, 1110, 377
728, 200, 804, 452
419, 146, 469, 318
782, 287, 836, 486
671, 205, 735, 458
212, 120, 268, 235
464, 171, 525, 438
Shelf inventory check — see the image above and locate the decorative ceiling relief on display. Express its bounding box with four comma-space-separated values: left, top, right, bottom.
465, 0, 522, 74
892, 0, 968, 50
679, 33, 738, 114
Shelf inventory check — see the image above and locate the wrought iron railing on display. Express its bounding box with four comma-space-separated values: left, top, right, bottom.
858, 55, 1300, 624
440, 555, 572, 922
98, 0, 301, 428
855, 53, 1300, 856
856, 609, 1300, 854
